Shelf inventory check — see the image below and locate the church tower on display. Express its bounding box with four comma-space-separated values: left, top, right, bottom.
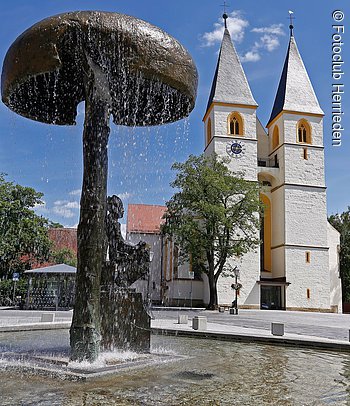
203, 14, 261, 307
265, 23, 330, 310
201, 14, 341, 311
203, 15, 258, 181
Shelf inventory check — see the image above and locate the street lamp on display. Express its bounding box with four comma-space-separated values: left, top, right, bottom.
147, 250, 154, 298
145, 250, 155, 319
231, 266, 241, 315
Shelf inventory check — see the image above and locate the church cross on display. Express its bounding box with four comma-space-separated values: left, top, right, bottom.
221, 1, 230, 14
288, 10, 295, 36
221, 1, 230, 28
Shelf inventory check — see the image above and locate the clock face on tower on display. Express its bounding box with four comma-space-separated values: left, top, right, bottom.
226, 141, 245, 158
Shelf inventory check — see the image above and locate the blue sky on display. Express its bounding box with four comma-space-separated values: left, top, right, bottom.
0, 0, 349, 228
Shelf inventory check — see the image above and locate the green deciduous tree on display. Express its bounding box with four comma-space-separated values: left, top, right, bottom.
329, 208, 350, 302
51, 247, 77, 268
162, 154, 261, 309
0, 174, 52, 278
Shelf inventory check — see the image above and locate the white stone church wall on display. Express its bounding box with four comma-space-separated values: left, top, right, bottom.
127, 232, 162, 303
268, 116, 285, 151
285, 247, 330, 310
271, 187, 285, 247
217, 249, 260, 308
257, 119, 269, 158
284, 145, 325, 186
328, 222, 342, 313
284, 187, 328, 247
283, 114, 324, 146
271, 247, 285, 279
209, 136, 257, 181
212, 105, 257, 139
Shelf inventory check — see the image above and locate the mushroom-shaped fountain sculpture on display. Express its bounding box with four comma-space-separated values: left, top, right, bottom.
1, 11, 198, 362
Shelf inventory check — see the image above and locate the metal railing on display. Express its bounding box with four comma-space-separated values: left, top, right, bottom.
258, 157, 279, 168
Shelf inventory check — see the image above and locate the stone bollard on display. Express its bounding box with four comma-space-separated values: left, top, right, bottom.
271, 323, 284, 336
41, 313, 55, 323
192, 316, 207, 330
178, 314, 188, 324
219, 306, 225, 313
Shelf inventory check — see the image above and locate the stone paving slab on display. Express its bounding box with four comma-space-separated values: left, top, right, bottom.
0, 322, 71, 332
152, 319, 350, 352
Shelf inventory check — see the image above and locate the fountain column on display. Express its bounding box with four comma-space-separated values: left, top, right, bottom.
70, 57, 111, 362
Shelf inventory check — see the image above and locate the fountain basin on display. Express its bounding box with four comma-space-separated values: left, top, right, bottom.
0, 330, 349, 405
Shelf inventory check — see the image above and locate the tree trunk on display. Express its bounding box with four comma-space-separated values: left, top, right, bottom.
70, 58, 110, 362
207, 264, 218, 310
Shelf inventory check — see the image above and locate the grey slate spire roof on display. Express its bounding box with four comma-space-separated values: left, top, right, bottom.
206, 28, 257, 112
268, 35, 324, 126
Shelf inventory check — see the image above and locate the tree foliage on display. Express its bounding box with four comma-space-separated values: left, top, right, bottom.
51, 247, 77, 268
162, 154, 261, 309
0, 174, 52, 278
329, 208, 350, 302
0, 279, 28, 306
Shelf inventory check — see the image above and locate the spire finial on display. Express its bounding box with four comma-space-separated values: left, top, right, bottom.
288, 10, 295, 37
221, 1, 229, 28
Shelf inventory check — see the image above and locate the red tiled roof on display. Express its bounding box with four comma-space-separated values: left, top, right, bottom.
48, 228, 77, 254
21, 228, 78, 270
127, 204, 166, 234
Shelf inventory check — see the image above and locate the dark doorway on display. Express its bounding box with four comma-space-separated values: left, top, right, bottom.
261, 285, 284, 310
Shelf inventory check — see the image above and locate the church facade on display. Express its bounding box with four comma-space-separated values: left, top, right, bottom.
202, 22, 342, 312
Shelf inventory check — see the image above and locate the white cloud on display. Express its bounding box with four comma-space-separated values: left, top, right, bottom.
52, 206, 75, 219
69, 189, 81, 196
52, 200, 80, 219
202, 16, 285, 63
76, 102, 85, 117
33, 200, 50, 215
65, 201, 79, 209
251, 24, 285, 36
241, 24, 285, 63
34, 200, 46, 208
53, 200, 66, 206
241, 51, 261, 63
118, 192, 133, 200
201, 11, 249, 46
260, 34, 280, 52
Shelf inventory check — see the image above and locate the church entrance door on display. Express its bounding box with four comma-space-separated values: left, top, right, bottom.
260, 285, 285, 310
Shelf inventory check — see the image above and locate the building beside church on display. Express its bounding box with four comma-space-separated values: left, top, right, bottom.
126, 204, 166, 304
202, 17, 342, 312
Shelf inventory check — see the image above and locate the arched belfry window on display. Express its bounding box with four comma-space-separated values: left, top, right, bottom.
297, 120, 311, 144
272, 126, 280, 150
228, 112, 243, 136
230, 117, 239, 135
206, 118, 212, 145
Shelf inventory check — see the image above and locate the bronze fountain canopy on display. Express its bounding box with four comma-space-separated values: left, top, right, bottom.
1, 10, 197, 126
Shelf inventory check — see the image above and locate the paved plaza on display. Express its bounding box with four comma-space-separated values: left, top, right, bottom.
1, 307, 350, 352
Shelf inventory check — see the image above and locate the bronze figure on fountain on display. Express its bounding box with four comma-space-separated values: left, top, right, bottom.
101, 195, 151, 352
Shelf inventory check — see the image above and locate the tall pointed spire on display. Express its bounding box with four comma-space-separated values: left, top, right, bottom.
205, 17, 257, 113
267, 27, 324, 126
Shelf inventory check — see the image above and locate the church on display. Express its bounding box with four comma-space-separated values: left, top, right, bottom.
128, 16, 342, 312
201, 15, 342, 312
